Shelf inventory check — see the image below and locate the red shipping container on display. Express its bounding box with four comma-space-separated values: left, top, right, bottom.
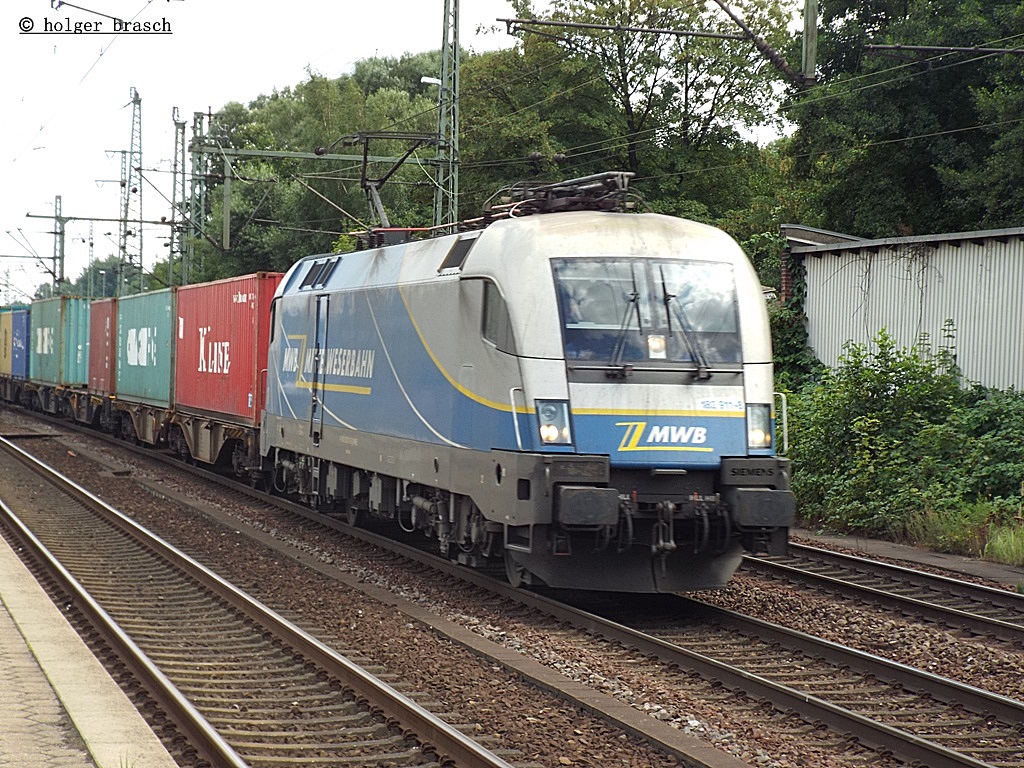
174, 272, 283, 426
89, 298, 117, 396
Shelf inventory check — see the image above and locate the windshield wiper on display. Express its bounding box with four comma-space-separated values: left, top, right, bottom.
661, 266, 711, 380
608, 263, 643, 375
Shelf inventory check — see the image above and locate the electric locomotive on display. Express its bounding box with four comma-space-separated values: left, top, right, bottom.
260, 173, 794, 592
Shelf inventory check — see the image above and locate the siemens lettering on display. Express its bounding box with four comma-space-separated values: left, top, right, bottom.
113, 18, 171, 32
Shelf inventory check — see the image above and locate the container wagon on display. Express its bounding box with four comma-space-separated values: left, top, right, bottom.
26, 296, 89, 417
169, 272, 283, 474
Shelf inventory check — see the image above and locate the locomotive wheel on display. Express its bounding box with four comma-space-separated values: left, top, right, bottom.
504, 549, 526, 588
346, 505, 361, 527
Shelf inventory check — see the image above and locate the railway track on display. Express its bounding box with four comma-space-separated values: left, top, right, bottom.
0, 435, 524, 768
194, 480, 1024, 768
261, 506, 1024, 767
743, 543, 1024, 646
557, 591, 1024, 768
6, 415, 1024, 767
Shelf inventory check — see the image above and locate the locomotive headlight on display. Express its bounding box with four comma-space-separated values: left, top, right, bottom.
746, 404, 773, 450
536, 400, 573, 445
647, 334, 667, 360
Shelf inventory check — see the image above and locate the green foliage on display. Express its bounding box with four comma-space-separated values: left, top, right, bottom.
41, 255, 130, 299
767, 301, 823, 391
791, 330, 963, 534
789, 329, 1024, 556
126, 1, 804, 281
65, 255, 142, 298
457, 39, 620, 210
786, 0, 1024, 235
544, 0, 794, 171
353, 51, 442, 97
178, 66, 450, 281
906, 495, 1024, 564
455, 0, 799, 227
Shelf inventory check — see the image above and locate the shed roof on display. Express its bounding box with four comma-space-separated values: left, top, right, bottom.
782, 224, 1024, 257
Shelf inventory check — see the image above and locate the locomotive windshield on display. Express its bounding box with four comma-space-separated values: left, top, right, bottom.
552, 258, 741, 364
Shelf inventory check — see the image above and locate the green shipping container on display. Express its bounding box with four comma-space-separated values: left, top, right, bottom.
30, 296, 90, 387
115, 288, 176, 407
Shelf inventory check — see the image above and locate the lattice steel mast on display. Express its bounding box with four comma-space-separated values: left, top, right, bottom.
433, 0, 459, 232
118, 87, 144, 294
170, 107, 187, 286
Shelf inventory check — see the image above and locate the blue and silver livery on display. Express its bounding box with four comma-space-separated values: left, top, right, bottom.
261, 174, 793, 592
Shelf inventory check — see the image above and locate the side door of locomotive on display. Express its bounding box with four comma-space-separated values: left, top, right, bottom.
308, 293, 329, 447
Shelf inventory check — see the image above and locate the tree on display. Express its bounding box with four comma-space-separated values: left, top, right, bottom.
786, 0, 1024, 236
540, 0, 795, 175
457, 40, 619, 213
353, 51, 442, 97
181, 69, 451, 282
70, 256, 124, 297
456, 1, 800, 237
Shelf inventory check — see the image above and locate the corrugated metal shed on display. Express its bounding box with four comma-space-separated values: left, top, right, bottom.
784, 226, 1024, 391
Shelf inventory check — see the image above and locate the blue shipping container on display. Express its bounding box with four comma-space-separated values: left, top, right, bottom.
11, 308, 30, 380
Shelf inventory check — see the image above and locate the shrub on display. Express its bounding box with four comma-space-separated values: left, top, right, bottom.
788, 325, 1024, 565
790, 329, 966, 537
768, 301, 824, 391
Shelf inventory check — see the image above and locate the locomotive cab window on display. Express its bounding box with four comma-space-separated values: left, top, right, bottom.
552, 257, 741, 365
481, 281, 517, 354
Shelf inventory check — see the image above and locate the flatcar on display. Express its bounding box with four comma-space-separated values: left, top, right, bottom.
0, 276, 282, 475
259, 173, 794, 592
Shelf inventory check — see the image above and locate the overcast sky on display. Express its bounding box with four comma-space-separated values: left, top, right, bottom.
1, 0, 530, 303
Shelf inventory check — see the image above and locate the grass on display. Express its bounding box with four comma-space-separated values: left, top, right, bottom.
886, 501, 1024, 571
983, 521, 1024, 568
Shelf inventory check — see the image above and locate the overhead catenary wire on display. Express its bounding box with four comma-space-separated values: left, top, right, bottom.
104, 15, 1024, 253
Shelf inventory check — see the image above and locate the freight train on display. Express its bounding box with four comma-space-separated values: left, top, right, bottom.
0, 172, 794, 592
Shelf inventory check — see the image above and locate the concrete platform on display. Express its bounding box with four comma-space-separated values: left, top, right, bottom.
0, 533, 178, 768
